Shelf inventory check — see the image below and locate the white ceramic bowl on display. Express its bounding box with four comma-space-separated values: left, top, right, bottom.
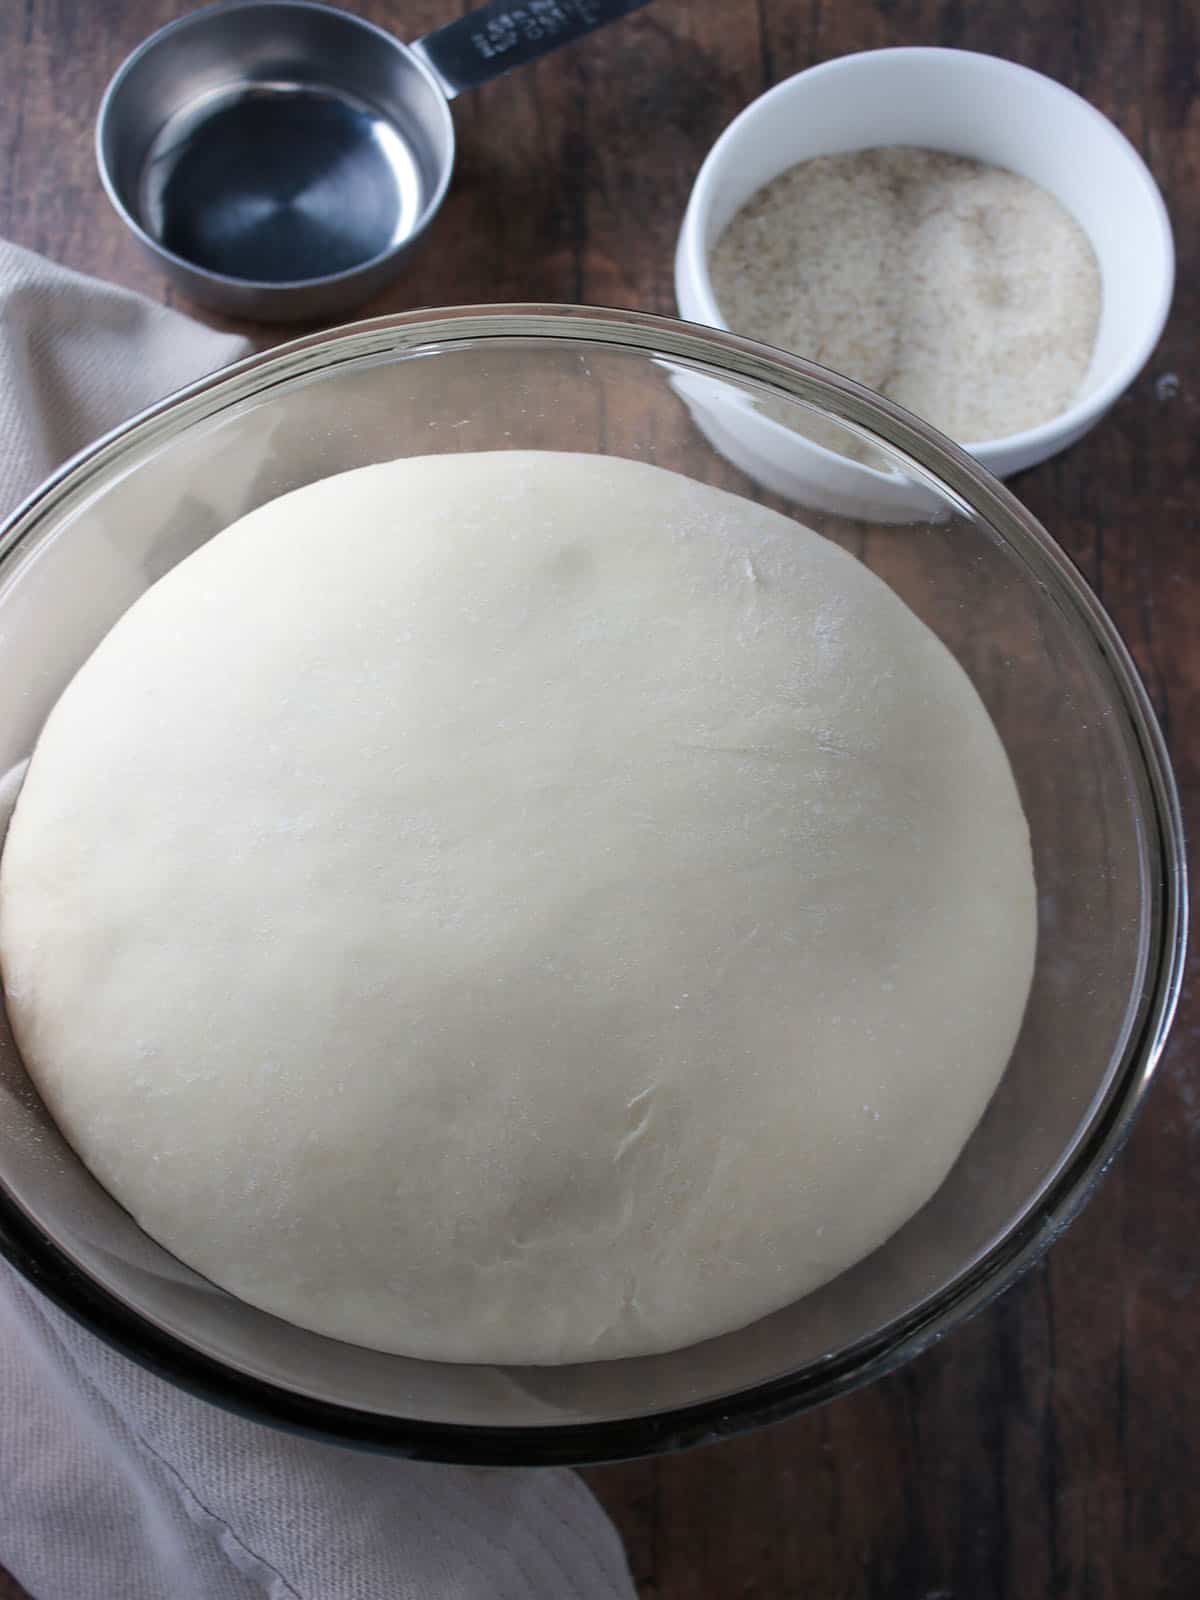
675, 47, 1174, 510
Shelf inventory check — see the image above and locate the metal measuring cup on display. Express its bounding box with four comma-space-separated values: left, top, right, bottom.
97, 0, 651, 322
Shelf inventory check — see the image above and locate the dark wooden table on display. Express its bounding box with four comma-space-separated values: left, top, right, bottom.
0, 2, 1195, 1596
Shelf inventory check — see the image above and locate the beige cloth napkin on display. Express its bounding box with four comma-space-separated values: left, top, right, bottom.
0, 240, 635, 1600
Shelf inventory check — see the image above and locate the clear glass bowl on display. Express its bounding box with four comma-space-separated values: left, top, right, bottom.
0, 307, 1185, 1464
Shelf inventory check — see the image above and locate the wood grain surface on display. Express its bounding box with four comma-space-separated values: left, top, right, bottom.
0, 2, 1196, 1597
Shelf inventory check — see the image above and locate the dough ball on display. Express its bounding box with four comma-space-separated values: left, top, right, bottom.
0, 452, 1035, 1364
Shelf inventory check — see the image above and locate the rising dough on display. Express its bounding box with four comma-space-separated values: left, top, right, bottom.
0, 452, 1035, 1364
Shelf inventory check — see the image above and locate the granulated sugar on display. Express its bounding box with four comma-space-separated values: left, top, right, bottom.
710, 147, 1102, 445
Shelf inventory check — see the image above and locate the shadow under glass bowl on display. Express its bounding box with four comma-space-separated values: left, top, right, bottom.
0, 307, 1185, 1465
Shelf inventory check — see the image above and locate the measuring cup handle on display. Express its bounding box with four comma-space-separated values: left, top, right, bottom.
411, 0, 653, 100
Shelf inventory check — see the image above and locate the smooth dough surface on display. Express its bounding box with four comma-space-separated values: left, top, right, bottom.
0, 451, 1035, 1364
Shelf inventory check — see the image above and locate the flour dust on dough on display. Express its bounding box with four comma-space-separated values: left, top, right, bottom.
0, 451, 1035, 1364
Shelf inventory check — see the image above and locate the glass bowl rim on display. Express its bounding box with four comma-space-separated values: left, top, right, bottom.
0, 303, 1186, 1465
